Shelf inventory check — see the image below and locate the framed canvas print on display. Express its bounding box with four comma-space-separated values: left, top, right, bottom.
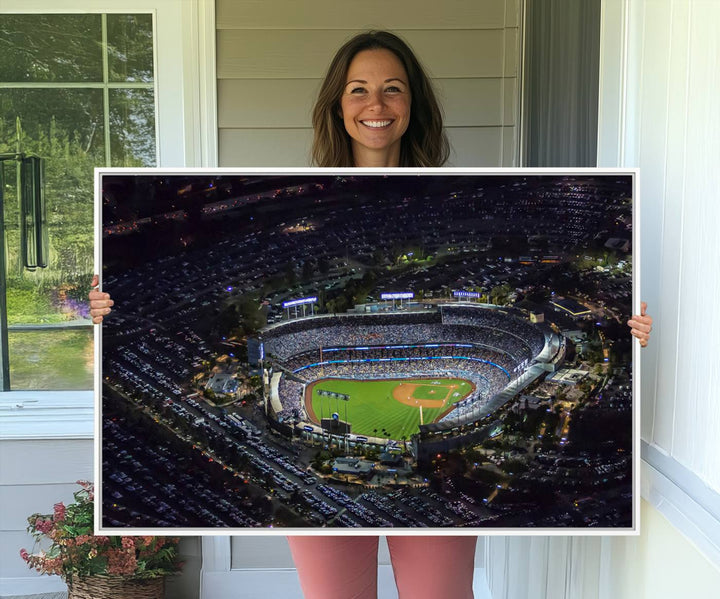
96, 168, 639, 534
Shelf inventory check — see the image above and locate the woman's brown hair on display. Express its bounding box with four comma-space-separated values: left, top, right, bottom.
311, 31, 449, 167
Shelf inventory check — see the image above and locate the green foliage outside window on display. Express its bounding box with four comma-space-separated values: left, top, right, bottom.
0, 13, 156, 389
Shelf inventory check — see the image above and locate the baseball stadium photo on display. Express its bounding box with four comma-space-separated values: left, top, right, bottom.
101, 172, 636, 531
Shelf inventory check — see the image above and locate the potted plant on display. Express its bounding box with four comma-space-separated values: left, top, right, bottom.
20, 480, 182, 599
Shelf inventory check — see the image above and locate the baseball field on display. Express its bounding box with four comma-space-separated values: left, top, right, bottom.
305, 377, 475, 440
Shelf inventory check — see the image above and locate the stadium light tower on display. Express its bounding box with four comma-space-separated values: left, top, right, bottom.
381, 292, 413, 311
283, 296, 317, 320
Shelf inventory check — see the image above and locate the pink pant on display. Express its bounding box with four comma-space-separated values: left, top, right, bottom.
287, 536, 476, 599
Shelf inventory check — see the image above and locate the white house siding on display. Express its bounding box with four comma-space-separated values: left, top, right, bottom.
216, 0, 522, 167
0, 439, 93, 596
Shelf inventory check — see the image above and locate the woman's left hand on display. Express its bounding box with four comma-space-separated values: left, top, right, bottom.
627, 301, 652, 348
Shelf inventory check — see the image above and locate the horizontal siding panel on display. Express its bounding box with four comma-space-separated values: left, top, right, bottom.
0, 483, 82, 530
502, 126, 519, 166
217, 0, 508, 30
503, 27, 519, 78
0, 438, 93, 580
505, 0, 521, 28
217, 29, 507, 79
446, 126, 505, 167
219, 128, 313, 167
219, 126, 513, 168
219, 78, 514, 129
215, 1, 520, 170
219, 126, 514, 168
0, 439, 92, 485
218, 79, 319, 128
503, 78, 517, 126
231, 536, 295, 569
0, 531, 47, 578
439, 79, 509, 127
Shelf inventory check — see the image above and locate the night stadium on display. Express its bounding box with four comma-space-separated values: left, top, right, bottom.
261, 303, 559, 450
100, 172, 633, 530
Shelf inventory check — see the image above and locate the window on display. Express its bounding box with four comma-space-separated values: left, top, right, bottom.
0, 1, 214, 448
0, 13, 156, 390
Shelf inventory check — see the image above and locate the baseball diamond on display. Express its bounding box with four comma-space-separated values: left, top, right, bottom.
305, 377, 475, 440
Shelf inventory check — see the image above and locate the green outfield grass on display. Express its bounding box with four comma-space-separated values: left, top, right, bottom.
309, 377, 474, 440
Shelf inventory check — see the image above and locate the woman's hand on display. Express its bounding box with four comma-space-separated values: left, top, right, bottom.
627, 301, 652, 348
89, 274, 114, 324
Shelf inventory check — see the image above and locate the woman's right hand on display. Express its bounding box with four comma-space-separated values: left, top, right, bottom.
89, 274, 114, 324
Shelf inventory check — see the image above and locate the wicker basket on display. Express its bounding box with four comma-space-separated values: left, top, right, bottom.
67, 575, 165, 599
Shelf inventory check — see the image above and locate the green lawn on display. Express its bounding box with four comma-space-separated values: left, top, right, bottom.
9, 329, 93, 390
309, 377, 473, 440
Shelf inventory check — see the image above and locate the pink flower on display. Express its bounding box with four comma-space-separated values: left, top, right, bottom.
43, 556, 64, 576
20, 482, 179, 580
121, 537, 135, 549
107, 548, 137, 576
53, 502, 66, 522
34, 518, 54, 534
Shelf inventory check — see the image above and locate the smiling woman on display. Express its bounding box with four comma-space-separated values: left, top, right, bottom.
311, 30, 449, 168
340, 49, 412, 167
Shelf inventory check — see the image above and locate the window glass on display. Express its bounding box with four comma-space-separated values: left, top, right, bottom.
109, 88, 156, 166
0, 14, 103, 82
0, 13, 156, 390
107, 14, 154, 83
1, 88, 103, 328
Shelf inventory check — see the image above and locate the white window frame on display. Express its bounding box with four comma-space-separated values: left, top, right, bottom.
0, 0, 217, 441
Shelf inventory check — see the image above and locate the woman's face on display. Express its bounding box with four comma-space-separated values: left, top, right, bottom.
340, 48, 411, 166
